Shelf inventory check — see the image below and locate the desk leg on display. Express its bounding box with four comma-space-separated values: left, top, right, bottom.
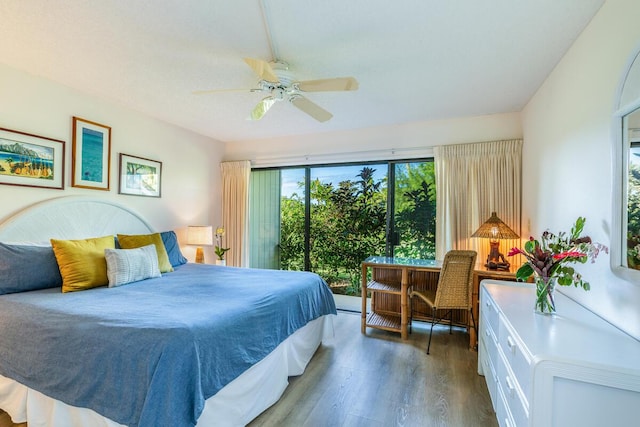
361, 264, 367, 334
470, 275, 479, 350
400, 267, 408, 340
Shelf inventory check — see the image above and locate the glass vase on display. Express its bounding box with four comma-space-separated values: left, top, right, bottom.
534, 275, 556, 314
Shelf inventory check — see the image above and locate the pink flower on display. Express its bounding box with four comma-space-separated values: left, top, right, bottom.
553, 251, 586, 260
508, 247, 524, 257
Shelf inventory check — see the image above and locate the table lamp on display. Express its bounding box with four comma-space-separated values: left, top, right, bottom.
187, 225, 213, 264
471, 212, 519, 270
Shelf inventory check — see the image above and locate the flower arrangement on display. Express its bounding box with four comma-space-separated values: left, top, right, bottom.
508, 217, 608, 314
214, 226, 230, 260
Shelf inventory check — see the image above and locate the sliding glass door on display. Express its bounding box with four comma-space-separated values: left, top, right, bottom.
390, 161, 437, 259
308, 164, 387, 295
249, 159, 436, 297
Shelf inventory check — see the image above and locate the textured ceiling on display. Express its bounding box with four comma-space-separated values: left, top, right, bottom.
0, 0, 604, 143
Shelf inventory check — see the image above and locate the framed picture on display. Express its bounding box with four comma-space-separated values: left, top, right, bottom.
0, 127, 65, 189
118, 153, 162, 197
72, 117, 111, 190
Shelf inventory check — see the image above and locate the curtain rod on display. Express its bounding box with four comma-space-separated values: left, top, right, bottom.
250, 146, 435, 168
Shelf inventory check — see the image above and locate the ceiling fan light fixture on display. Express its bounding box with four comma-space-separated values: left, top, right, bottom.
269, 61, 295, 87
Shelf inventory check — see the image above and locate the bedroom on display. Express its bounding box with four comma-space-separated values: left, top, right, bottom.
1, 0, 640, 426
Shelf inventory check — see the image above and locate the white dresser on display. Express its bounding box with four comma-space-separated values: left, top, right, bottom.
478, 280, 640, 427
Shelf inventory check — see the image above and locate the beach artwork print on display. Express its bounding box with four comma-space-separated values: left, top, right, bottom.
72, 117, 111, 190
0, 139, 54, 180
80, 127, 104, 183
0, 128, 65, 189
119, 153, 162, 197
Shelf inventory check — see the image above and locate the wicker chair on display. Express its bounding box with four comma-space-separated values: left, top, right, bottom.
409, 250, 477, 354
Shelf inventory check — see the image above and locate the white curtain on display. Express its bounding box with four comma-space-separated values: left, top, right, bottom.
434, 140, 522, 266
220, 160, 251, 267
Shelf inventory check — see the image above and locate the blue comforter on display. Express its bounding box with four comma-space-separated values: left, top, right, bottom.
0, 263, 336, 427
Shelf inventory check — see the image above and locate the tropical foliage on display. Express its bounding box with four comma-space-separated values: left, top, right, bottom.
628, 161, 640, 269
392, 162, 437, 259
279, 163, 436, 296
508, 217, 608, 313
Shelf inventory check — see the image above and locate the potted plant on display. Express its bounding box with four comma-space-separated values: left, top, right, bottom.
214, 226, 230, 265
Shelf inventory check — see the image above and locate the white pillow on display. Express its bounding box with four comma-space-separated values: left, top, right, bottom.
105, 244, 161, 287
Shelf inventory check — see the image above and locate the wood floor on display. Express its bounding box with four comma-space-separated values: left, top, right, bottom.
0, 311, 497, 427
250, 311, 497, 427
0, 409, 24, 427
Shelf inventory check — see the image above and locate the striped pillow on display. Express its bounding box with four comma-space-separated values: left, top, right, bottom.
105, 244, 161, 287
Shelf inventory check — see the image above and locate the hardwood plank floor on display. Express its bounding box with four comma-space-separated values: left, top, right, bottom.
0, 409, 24, 427
0, 312, 497, 427
249, 311, 498, 427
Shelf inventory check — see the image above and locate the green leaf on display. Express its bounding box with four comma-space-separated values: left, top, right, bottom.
524, 239, 536, 254
571, 217, 585, 240
516, 263, 534, 281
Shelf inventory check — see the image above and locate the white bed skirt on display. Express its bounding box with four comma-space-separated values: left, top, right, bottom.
0, 315, 335, 427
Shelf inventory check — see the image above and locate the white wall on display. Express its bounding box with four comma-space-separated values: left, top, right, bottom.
522, 0, 640, 340
0, 63, 225, 262
225, 112, 522, 166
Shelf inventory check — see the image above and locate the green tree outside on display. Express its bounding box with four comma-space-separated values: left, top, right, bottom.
627, 160, 640, 269
279, 163, 436, 296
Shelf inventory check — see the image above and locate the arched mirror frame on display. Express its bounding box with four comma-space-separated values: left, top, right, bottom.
612, 45, 640, 282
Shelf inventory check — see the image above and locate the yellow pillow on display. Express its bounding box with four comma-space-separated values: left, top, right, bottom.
50, 235, 115, 293
117, 233, 173, 273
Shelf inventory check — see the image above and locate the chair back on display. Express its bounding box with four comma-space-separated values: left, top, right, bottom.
434, 250, 477, 309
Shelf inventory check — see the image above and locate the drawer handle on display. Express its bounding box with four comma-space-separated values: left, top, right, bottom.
505, 375, 516, 397
485, 329, 490, 337
506, 336, 516, 354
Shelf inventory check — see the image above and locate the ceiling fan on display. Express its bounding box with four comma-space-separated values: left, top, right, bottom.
194, 58, 358, 122
192, 1, 358, 122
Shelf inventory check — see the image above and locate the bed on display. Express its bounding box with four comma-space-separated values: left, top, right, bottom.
0, 196, 337, 427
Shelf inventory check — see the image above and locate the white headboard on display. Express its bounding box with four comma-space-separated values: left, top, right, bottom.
0, 196, 154, 244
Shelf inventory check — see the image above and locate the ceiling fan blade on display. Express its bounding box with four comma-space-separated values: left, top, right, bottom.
290, 96, 333, 122
192, 88, 253, 95
296, 77, 358, 92
249, 96, 277, 121
243, 58, 279, 83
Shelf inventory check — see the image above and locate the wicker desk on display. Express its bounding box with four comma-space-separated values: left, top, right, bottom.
361, 256, 518, 348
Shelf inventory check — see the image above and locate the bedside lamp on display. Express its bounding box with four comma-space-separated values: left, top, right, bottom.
471, 212, 519, 271
187, 225, 213, 264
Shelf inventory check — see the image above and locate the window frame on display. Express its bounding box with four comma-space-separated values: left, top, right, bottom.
251, 157, 435, 271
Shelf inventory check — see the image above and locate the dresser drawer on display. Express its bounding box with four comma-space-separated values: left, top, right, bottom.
498, 314, 531, 400
495, 382, 517, 427
479, 338, 499, 407
480, 287, 499, 336
496, 348, 529, 427
480, 314, 499, 373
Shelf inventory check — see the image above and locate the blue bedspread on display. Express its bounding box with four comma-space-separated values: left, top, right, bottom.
0, 264, 336, 427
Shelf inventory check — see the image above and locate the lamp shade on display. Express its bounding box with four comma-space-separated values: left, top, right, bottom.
471, 212, 519, 240
187, 225, 213, 246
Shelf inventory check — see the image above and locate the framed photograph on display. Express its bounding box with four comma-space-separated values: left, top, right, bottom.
0, 127, 65, 189
72, 117, 111, 190
118, 153, 162, 197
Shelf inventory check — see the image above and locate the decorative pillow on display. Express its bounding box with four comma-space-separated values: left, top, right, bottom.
105, 244, 161, 287
117, 233, 173, 273
0, 243, 63, 295
50, 236, 115, 293
161, 230, 188, 267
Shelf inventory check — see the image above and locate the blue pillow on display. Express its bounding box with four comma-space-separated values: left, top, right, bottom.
160, 231, 188, 267
0, 243, 63, 294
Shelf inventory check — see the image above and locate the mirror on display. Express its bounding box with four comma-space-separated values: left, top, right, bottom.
624, 108, 640, 270
613, 48, 640, 280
